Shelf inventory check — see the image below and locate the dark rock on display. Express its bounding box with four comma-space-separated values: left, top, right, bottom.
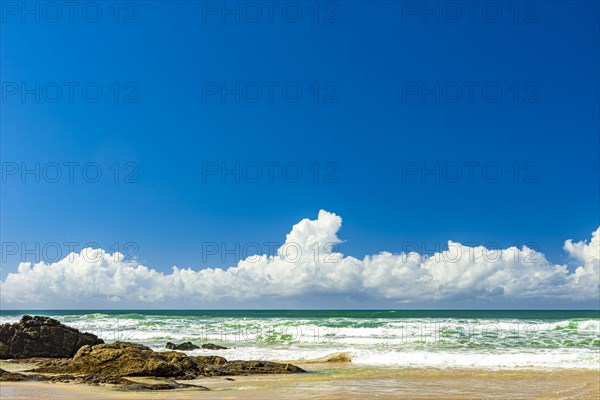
118, 381, 209, 391
0, 368, 30, 381
0, 315, 103, 359
23, 357, 70, 370
0, 368, 209, 391
165, 341, 200, 350
165, 341, 228, 351
201, 343, 229, 350
219, 360, 306, 376
192, 356, 305, 377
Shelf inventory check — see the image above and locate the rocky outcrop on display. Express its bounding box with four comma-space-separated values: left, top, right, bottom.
31, 341, 305, 378
165, 342, 229, 350
0, 315, 103, 359
166, 341, 200, 350
0, 368, 209, 391
40, 342, 201, 377
0, 368, 29, 381
2, 315, 305, 383
197, 359, 306, 376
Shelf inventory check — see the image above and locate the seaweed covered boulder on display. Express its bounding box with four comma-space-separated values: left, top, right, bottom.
0, 315, 103, 359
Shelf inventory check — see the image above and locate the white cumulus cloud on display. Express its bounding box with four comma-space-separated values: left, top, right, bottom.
1, 210, 598, 308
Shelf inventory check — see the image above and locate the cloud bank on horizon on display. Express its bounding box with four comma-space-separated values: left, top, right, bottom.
1, 210, 599, 309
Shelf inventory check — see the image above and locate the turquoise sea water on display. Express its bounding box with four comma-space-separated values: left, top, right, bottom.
2, 310, 599, 369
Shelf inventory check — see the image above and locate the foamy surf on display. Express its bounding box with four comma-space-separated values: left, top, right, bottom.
1, 310, 598, 370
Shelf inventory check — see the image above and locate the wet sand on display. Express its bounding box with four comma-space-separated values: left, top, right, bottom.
1, 362, 599, 399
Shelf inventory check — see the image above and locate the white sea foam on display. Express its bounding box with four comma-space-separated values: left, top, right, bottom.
348, 348, 600, 369
147, 346, 599, 370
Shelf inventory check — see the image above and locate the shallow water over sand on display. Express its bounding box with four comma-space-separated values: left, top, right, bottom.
2, 364, 599, 399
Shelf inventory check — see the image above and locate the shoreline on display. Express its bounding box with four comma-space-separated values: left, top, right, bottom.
2, 362, 599, 399
2, 314, 598, 398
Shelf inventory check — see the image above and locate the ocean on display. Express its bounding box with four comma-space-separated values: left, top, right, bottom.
1, 310, 598, 370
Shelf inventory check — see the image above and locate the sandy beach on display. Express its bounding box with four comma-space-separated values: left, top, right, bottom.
2, 361, 599, 400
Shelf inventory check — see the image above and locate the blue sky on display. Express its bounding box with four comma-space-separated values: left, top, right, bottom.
1, 1, 599, 308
